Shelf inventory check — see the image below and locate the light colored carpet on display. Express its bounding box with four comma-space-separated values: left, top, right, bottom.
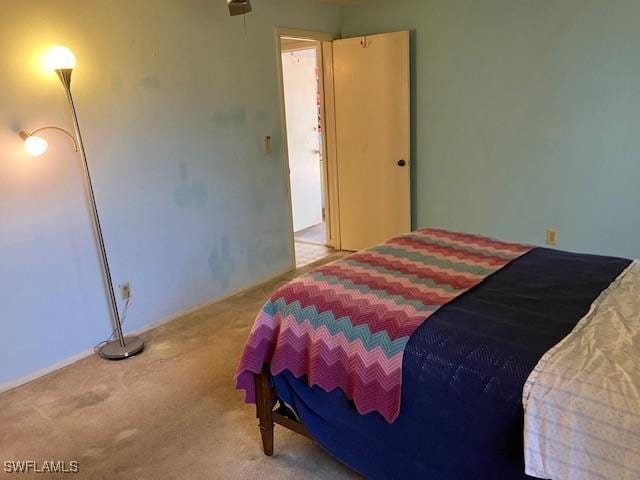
0, 254, 359, 480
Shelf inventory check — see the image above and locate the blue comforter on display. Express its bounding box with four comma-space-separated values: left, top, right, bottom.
272, 247, 630, 479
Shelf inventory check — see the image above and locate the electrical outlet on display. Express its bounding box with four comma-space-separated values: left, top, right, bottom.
119, 282, 132, 301
546, 229, 558, 246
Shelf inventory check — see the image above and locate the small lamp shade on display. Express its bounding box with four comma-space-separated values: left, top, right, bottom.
24, 135, 49, 156
43, 45, 76, 71
228, 0, 252, 16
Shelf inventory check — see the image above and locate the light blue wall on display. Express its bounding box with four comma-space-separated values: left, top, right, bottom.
4, 0, 640, 387
342, 0, 640, 258
0, 0, 341, 385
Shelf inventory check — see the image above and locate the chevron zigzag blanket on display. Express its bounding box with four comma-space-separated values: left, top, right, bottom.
235, 228, 532, 422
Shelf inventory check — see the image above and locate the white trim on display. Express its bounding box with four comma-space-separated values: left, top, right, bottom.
0, 265, 291, 395
281, 39, 319, 53
274, 27, 340, 264
321, 40, 341, 249
277, 27, 336, 42
0, 348, 95, 395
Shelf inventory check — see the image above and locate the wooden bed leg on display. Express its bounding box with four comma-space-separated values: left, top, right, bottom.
255, 366, 275, 456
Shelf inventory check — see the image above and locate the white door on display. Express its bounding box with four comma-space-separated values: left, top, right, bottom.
333, 31, 410, 251
281, 47, 324, 233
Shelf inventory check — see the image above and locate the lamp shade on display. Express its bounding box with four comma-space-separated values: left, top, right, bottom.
24, 135, 49, 156
43, 45, 76, 71
228, 0, 252, 16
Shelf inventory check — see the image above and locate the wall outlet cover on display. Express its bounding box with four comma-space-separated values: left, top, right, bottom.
119, 282, 132, 301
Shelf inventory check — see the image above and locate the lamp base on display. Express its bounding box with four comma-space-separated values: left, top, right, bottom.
98, 336, 144, 360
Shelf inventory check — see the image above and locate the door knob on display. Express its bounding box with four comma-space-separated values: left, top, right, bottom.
397, 159, 406, 167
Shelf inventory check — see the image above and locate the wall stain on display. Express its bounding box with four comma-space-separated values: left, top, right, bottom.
255, 110, 269, 122
251, 190, 266, 214
174, 160, 207, 208
246, 237, 289, 271
211, 106, 247, 128
111, 73, 123, 93
245, 241, 261, 272
209, 236, 235, 289
140, 75, 161, 89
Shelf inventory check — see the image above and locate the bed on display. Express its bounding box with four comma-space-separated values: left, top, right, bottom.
235, 229, 637, 479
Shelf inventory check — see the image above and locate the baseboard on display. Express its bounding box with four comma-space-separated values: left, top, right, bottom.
0, 348, 96, 395
0, 265, 293, 395
126, 265, 293, 337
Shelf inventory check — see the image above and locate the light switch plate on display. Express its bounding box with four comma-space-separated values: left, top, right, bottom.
263, 136, 272, 155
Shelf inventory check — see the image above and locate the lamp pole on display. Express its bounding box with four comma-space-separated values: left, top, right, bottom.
55, 67, 144, 360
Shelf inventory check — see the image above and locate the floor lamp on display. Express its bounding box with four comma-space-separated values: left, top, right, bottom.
20, 46, 144, 360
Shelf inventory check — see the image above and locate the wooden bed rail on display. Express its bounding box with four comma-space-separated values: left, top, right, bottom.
255, 365, 312, 456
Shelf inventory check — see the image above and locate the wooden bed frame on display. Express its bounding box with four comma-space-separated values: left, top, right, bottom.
254, 366, 311, 455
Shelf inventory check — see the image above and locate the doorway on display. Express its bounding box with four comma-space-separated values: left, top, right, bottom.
279, 35, 332, 267
276, 29, 410, 269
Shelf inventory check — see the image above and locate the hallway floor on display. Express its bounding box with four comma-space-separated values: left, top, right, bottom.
294, 222, 326, 245
294, 241, 333, 268
0, 253, 357, 480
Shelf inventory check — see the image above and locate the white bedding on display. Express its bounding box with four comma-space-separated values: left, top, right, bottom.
523, 260, 640, 480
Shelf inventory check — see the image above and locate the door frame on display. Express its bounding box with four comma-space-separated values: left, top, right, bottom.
275, 27, 340, 271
